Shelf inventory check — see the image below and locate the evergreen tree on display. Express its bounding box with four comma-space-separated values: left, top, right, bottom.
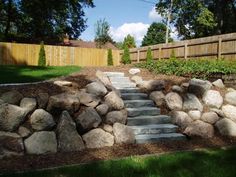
121, 45, 131, 64
146, 47, 153, 65
38, 41, 46, 66
122, 34, 136, 49
107, 49, 113, 66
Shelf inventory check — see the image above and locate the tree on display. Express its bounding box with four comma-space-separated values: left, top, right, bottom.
121, 45, 131, 64
141, 22, 171, 46
122, 34, 136, 49
38, 41, 46, 66
146, 47, 153, 65
107, 49, 113, 66
94, 18, 114, 48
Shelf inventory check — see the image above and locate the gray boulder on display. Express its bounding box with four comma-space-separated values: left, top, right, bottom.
171, 111, 193, 129
188, 78, 212, 97
216, 118, 236, 137
47, 93, 80, 114
212, 79, 225, 88
57, 111, 85, 152
149, 91, 165, 107
0, 131, 24, 159
20, 98, 37, 113
165, 92, 183, 110
76, 107, 102, 130
225, 91, 236, 106
105, 110, 127, 125
77, 91, 100, 108
203, 90, 223, 108
0, 104, 26, 131
113, 123, 135, 144
96, 70, 111, 86
82, 128, 114, 148
24, 131, 57, 154
222, 105, 236, 123
184, 120, 214, 138
0, 99, 5, 105
172, 85, 184, 93
18, 126, 31, 138
37, 92, 49, 109
183, 94, 203, 112
86, 82, 107, 96
30, 109, 55, 131
188, 110, 201, 120
96, 104, 109, 116
105, 91, 124, 110
0, 90, 23, 105
201, 112, 219, 124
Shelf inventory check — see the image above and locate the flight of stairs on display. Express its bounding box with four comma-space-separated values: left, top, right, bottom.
105, 72, 186, 144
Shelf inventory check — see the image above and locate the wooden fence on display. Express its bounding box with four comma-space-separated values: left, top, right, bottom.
0, 42, 121, 66
123, 32, 236, 63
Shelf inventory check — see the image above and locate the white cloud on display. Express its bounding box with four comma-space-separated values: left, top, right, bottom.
148, 7, 163, 22
110, 23, 150, 45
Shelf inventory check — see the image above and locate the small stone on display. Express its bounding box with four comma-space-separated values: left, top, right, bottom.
203, 90, 223, 108
188, 110, 201, 120
201, 112, 219, 124
172, 85, 184, 93
210, 108, 225, 117
216, 118, 236, 137
86, 82, 107, 97
171, 111, 193, 129
188, 78, 212, 97
183, 94, 203, 112
54, 80, 72, 87
20, 98, 37, 113
225, 91, 236, 106
0, 90, 23, 105
149, 91, 165, 107
96, 104, 109, 116
102, 124, 113, 133
222, 105, 236, 123
37, 93, 49, 109
105, 91, 124, 110
113, 123, 135, 144
212, 79, 225, 88
105, 110, 127, 125
129, 68, 141, 75
165, 92, 183, 110
18, 126, 31, 138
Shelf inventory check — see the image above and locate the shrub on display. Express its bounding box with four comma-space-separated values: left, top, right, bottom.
146, 47, 153, 65
38, 41, 46, 66
107, 49, 113, 66
121, 45, 131, 64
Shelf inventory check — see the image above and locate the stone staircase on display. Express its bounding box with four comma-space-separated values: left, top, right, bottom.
105, 72, 186, 144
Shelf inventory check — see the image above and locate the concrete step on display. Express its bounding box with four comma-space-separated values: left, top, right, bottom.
121, 93, 148, 100
104, 72, 124, 77
127, 115, 171, 126
118, 88, 142, 93
135, 133, 186, 144
126, 107, 160, 117
130, 124, 178, 135
111, 81, 134, 85
109, 77, 130, 82
113, 83, 136, 88
124, 100, 155, 108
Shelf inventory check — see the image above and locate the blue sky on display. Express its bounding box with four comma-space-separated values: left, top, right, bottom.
81, 0, 168, 45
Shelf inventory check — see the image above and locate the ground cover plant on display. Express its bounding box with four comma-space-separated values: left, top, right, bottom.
2, 147, 236, 177
0, 65, 81, 84
136, 58, 236, 79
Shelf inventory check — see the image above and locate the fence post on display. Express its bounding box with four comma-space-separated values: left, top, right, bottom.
218, 37, 222, 59
184, 43, 188, 59
137, 50, 140, 63
159, 47, 162, 59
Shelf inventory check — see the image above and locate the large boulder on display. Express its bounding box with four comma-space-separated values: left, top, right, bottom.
82, 128, 114, 148
188, 78, 212, 97
37, 92, 49, 109
0, 90, 23, 105
149, 91, 165, 107
201, 112, 219, 124
96, 70, 111, 86
24, 131, 57, 154
165, 92, 183, 110
184, 120, 214, 138
222, 105, 236, 123
129, 68, 141, 75
188, 110, 201, 121
225, 91, 236, 106
137, 80, 165, 92
86, 82, 107, 96
105, 91, 124, 110
105, 110, 127, 125
171, 111, 193, 129
76, 107, 102, 131
18, 126, 31, 138
203, 90, 223, 108
183, 94, 203, 112
212, 79, 225, 88
0, 104, 26, 131
113, 123, 135, 144
77, 91, 100, 108
30, 109, 55, 131
47, 93, 80, 114
20, 98, 37, 113
216, 118, 236, 137
57, 111, 85, 152
96, 104, 109, 116
0, 131, 24, 159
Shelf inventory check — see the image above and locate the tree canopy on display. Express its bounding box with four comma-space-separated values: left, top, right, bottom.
0, 0, 94, 43
156, 0, 236, 39
122, 34, 136, 49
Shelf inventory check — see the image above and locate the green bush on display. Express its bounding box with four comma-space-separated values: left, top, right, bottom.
38, 41, 46, 66
121, 45, 131, 64
146, 47, 153, 65
107, 49, 113, 66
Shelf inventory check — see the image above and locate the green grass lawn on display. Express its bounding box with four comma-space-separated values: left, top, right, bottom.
2, 147, 236, 177
0, 65, 81, 84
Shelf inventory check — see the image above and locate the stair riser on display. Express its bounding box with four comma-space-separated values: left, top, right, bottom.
110, 78, 131, 83
118, 89, 142, 93
124, 101, 155, 108
135, 136, 186, 144
122, 95, 148, 100
113, 84, 136, 88
127, 109, 160, 117
132, 127, 177, 135
127, 118, 171, 126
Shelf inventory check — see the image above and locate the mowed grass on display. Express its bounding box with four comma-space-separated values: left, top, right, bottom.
2, 147, 236, 177
0, 65, 81, 84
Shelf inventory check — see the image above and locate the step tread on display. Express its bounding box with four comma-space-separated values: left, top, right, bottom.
130, 124, 177, 129
124, 100, 154, 103
127, 115, 171, 120
135, 133, 186, 143
122, 93, 148, 96
126, 107, 160, 111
